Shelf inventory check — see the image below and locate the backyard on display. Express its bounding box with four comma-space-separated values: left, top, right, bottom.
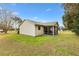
0, 31, 79, 56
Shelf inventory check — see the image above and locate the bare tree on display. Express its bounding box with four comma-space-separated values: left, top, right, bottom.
12, 16, 22, 34
0, 7, 15, 33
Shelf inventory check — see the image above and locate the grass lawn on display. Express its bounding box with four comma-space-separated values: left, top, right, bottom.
0, 31, 79, 56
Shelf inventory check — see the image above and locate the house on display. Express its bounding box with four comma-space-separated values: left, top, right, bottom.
0, 29, 4, 33
20, 20, 58, 36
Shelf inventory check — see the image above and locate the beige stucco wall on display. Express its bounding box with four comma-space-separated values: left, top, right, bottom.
20, 21, 36, 36
35, 26, 44, 36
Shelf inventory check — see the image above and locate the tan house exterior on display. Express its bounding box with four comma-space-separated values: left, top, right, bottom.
35, 25, 44, 36
20, 20, 58, 36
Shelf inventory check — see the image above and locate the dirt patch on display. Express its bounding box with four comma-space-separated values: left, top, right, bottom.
0, 39, 55, 56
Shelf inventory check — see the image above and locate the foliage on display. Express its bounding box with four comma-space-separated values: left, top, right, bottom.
63, 3, 79, 35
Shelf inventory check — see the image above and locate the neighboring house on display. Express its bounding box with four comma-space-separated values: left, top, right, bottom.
0, 29, 4, 33
20, 20, 58, 36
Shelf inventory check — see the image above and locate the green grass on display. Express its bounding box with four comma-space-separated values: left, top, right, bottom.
0, 31, 79, 56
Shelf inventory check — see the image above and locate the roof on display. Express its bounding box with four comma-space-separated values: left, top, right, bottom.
24, 19, 58, 26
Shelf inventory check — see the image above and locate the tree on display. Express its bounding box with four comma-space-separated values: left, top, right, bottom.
0, 7, 18, 33
12, 16, 22, 34
63, 3, 79, 35
0, 8, 13, 33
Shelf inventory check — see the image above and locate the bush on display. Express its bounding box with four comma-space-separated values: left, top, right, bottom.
73, 24, 79, 35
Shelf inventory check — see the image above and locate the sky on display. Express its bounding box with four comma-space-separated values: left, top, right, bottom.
0, 3, 64, 26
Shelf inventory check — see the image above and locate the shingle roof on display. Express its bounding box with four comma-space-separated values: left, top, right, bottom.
26, 19, 58, 26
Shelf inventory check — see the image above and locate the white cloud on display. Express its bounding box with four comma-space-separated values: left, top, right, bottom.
28, 16, 42, 22
12, 11, 19, 15
33, 17, 38, 19
46, 8, 52, 12
28, 16, 39, 20
28, 16, 49, 23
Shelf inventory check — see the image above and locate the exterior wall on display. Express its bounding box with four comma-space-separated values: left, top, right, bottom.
20, 20, 58, 36
35, 25, 44, 36
20, 21, 36, 36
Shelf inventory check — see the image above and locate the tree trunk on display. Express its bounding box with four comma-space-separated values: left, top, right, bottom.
17, 29, 19, 34
4, 30, 8, 33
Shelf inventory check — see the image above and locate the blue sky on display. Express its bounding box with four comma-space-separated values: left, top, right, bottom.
0, 3, 64, 26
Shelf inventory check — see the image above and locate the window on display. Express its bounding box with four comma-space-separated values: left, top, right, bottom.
38, 26, 41, 30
